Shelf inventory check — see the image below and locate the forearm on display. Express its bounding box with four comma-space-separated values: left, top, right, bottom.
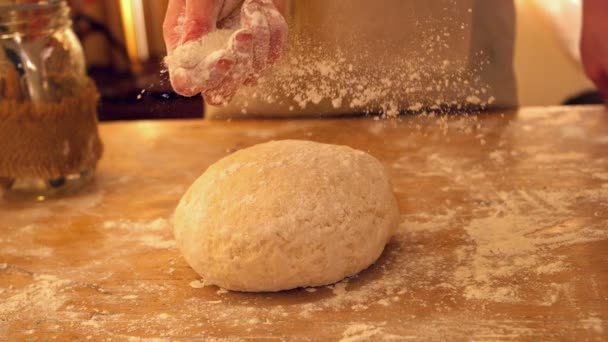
581, 0, 608, 103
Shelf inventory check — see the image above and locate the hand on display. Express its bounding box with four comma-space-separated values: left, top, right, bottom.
163, 0, 287, 105
581, 0, 608, 105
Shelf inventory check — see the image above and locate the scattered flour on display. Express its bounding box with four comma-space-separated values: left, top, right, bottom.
534, 152, 588, 163
101, 218, 174, 249
340, 324, 385, 342
592, 173, 608, 181
211, 13, 496, 118
189, 280, 205, 289
237, 40, 495, 117
102, 218, 169, 232
560, 125, 587, 140
581, 316, 605, 334
0, 274, 72, 319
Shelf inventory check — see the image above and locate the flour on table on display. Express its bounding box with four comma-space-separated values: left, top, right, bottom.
101, 218, 174, 249
596, 136, 608, 144
340, 324, 385, 342
581, 316, 605, 334
592, 172, 608, 181
2, 110, 608, 340
189, 280, 205, 289
0, 274, 72, 319
102, 218, 170, 232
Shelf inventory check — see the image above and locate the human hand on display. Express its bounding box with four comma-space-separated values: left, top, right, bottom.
163, 0, 287, 105
581, 0, 608, 105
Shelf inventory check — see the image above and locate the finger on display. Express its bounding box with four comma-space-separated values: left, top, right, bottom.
242, 0, 287, 67
170, 67, 201, 97
241, 0, 271, 71
228, 29, 260, 87
230, 29, 255, 78
163, 0, 186, 53
583, 60, 602, 83
584, 62, 608, 103
202, 33, 245, 104
597, 73, 608, 105
170, 51, 235, 97
182, 0, 222, 44
259, 1, 288, 63
200, 52, 237, 91
602, 60, 608, 104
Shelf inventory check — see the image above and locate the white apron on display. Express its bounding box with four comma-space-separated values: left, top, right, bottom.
207, 0, 517, 119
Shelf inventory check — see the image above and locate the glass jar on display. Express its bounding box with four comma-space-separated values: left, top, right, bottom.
0, 0, 103, 201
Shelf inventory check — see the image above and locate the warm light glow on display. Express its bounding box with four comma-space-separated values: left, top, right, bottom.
535, 0, 581, 16
137, 122, 164, 141
531, 0, 583, 61
119, 0, 137, 62
119, 0, 149, 70
131, 0, 150, 61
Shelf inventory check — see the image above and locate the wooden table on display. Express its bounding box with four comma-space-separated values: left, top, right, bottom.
1, 106, 607, 341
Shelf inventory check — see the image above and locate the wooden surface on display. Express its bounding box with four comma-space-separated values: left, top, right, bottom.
1, 106, 607, 341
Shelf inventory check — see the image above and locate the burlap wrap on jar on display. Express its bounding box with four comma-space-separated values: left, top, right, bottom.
0, 80, 103, 180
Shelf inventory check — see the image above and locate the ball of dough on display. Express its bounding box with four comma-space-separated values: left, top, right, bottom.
173, 140, 399, 292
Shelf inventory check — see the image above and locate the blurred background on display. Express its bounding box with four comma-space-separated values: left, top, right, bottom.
69, 0, 600, 121
65, 0, 198, 121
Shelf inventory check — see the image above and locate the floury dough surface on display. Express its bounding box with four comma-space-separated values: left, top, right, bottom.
172, 140, 400, 292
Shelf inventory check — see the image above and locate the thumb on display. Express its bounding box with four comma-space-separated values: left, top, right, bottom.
163, 0, 185, 53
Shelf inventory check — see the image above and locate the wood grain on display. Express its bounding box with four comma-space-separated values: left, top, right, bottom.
1, 106, 607, 341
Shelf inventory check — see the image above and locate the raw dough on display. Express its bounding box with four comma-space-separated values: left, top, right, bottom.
173, 140, 399, 292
